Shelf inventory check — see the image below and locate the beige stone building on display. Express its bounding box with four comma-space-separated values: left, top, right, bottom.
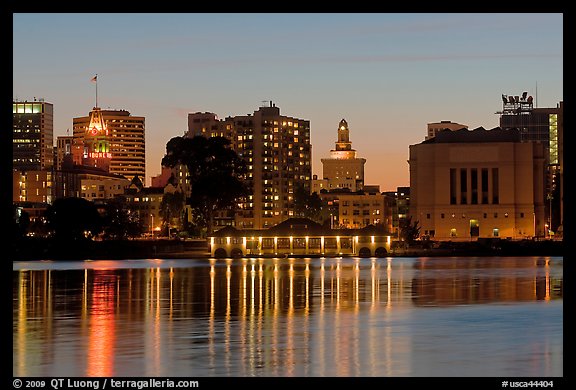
409, 127, 546, 241
337, 193, 387, 229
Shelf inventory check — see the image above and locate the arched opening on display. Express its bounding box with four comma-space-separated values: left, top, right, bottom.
358, 247, 371, 258
230, 248, 243, 258
375, 247, 387, 257
214, 248, 227, 258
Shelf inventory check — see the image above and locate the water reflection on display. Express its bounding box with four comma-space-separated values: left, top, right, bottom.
13, 256, 562, 377
412, 257, 562, 306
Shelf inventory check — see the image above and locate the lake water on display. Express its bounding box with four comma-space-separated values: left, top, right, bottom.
13, 256, 563, 377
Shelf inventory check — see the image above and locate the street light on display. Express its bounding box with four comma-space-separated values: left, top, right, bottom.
150, 213, 154, 239
547, 193, 553, 237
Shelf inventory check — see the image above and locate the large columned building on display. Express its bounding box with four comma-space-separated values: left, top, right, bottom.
409, 127, 546, 241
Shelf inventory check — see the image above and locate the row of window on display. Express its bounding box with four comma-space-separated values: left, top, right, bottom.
426, 212, 524, 219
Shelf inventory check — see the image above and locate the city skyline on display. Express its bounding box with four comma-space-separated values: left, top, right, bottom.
13, 13, 563, 189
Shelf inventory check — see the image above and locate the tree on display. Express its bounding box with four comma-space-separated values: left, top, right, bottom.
161, 136, 247, 235
159, 190, 186, 236
294, 184, 323, 223
45, 197, 103, 240
102, 197, 143, 240
399, 215, 420, 246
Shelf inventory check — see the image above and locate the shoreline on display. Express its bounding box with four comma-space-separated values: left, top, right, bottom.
12, 237, 563, 261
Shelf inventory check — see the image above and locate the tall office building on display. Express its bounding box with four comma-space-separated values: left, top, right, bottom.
72, 107, 145, 182
497, 93, 563, 232
317, 119, 366, 192
55, 135, 73, 171
13, 100, 54, 171
187, 102, 312, 229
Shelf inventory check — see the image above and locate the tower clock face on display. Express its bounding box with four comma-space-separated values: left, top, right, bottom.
90, 127, 99, 136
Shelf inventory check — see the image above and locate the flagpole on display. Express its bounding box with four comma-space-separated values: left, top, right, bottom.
95, 73, 98, 108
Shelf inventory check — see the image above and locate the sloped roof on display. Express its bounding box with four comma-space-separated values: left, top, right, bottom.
211, 225, 241, 237
266, 218, 325, 235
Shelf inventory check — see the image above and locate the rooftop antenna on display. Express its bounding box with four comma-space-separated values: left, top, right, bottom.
535, 81, 538, 108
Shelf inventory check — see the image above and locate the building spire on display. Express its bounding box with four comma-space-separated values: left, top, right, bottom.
335, 118, 352, 151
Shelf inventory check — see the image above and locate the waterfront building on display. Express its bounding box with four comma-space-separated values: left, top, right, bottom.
425, 120, 468, 140
187, 103, 311, 230
73, 108, 145, 182
408, 127, 546, 240
209, 217, 391, 258
13, 100, 54, 172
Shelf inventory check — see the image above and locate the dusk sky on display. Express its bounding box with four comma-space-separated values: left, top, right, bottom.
13, 13, 563, 189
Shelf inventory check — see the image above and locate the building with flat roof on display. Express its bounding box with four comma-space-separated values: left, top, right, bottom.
187, 103, 311, 230
13, 100, 54, 171
409, 127, 546, 241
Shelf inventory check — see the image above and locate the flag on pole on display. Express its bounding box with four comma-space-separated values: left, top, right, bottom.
91, 75, 98, 83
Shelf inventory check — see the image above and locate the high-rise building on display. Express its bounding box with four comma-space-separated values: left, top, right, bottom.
55, 135, 73, 171
72, 107, 145, 182
187, 102, 312, 229
409, 127, 546, 241
497, 93, 563, 233
316, 119, 366, 192
13, 100, 54, 171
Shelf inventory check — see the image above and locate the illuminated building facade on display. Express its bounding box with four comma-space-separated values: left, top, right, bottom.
409, 127, 546, 241
54, 165, 129, 200
13, 170, 53, 203
317, 119, 366, 192
208, 218, 391, 258
187, 103, 312, 230
13, 100, 54, 172
337, 193, 386, 230
73, 108, 145, 182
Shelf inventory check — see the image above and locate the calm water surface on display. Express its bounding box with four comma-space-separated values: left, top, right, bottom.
13, 256, 563, 377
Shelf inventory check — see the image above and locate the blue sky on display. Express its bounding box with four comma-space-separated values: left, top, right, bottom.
13, 13, 563, 189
